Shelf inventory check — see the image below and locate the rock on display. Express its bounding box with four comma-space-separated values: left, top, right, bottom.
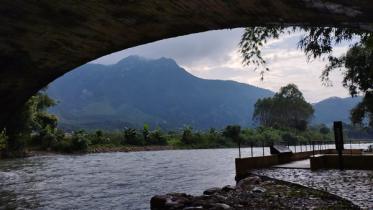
237, 176, 261, 188
253, 187, 266, 193
203, 187, 221, 195
215, 203, 231, 209
260, 181, 275, 186
184, 207, 203, 210
191, 195, 219, 208
221, 185, 235, 192
150, 195, 171, 209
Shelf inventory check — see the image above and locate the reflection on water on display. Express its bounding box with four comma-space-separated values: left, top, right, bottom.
0, 144, 369, 209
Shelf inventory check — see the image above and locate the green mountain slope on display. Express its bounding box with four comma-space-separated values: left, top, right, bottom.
312, 96, 362, 125
47, 56, 275, 132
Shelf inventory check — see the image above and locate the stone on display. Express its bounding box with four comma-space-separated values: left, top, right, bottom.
221, 185, 235, 192
150, 195, 171, 209
237, 176, 261, 188
253, 187, 266, 193
203, 187, 221, 195
215, 203, 231, 209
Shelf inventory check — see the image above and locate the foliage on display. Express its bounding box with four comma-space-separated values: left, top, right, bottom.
123, 127, 140, 146
319, 125, 330, 135
5, 86, 58, 152
0, 128, 8, 150
90, 129, 110, 145
252, 97, 273, 127
239, 27, 371, 72
149, 128, 167, 145
71, 129, 90, 150
221, 124, 241, 143
40, 125, 65, 149
122, 125, 167, 146
321, 43, 373, 127
239, 26, 373, 127
253, 84, 314, 130
181, 125, 195, 145
142, 124, 150, 145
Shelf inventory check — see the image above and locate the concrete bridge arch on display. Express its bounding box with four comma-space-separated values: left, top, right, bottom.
1, 0, 373, 129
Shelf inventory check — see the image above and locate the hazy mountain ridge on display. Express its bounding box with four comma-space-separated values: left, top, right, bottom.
312, 96, 362, 125
48, 56, 275, 131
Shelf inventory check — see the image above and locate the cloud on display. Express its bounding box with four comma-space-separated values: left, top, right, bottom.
91, 28, 354, 103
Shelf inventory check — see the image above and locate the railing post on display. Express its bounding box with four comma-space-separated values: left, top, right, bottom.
350, 140, 352, 156
238, 138, 241, 158
294, 141, 296, 153
251, 142, 253, 157
262, 142, 265, 156
288, 141, 290, 149
313, 141, 315, 157
300, 141, 302, 152
305, 141, 307, 151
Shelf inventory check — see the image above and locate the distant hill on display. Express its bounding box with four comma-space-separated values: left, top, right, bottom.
47, 56, 275, 132
312, 96, 362, 125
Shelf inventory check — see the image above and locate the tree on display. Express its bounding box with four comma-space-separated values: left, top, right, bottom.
181, 125, 194, 144
321, 43, 373, 127
319, 124, 330, 135
252, 84, 314, 131
252, 97, 273, 127
6, 86, 58, 152
221, 124, 241, 143
239, 27, 373, 127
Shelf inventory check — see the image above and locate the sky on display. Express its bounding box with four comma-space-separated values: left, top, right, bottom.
91, 28, 354, 103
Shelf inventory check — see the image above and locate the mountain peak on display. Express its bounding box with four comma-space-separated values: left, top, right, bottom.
115, 56, 178, 66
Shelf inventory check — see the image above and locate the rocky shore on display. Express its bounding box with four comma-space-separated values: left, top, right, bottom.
151, 175, 359, 210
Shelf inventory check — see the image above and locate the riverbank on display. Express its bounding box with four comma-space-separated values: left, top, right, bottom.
151, 174, 359, 209
25, 145, 174, 157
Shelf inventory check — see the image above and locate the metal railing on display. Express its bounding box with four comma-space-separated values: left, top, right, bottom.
241, 139, 373, 158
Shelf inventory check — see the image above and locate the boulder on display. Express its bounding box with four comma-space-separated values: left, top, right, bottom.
221, 185, 235, 192
151, 193, 193, 209
237, 176, 261, 188
150, 195, 171, 209
203, 187, 221, 195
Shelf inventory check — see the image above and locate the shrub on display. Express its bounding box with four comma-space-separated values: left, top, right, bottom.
149, 128, 167, 145
181, 125, 195, 144
52, 140, 73, 153
0, 128, 8, 150
71, 129, 90, 150
40, 125, 64, 149
123, 127, 142, 146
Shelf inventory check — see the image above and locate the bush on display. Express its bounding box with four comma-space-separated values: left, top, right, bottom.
0, 128, 8, 150
90, 130, 110, 145
71, 129, 89, 150
123, 127, 142, 146
52, 140, 73, 153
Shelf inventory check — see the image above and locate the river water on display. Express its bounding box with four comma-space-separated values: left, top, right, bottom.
0, 144, 369, 209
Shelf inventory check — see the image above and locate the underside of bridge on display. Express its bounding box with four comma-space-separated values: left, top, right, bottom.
1, 0, 373, 130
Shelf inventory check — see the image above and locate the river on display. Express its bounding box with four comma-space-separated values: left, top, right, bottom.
0, 143, 369, 209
